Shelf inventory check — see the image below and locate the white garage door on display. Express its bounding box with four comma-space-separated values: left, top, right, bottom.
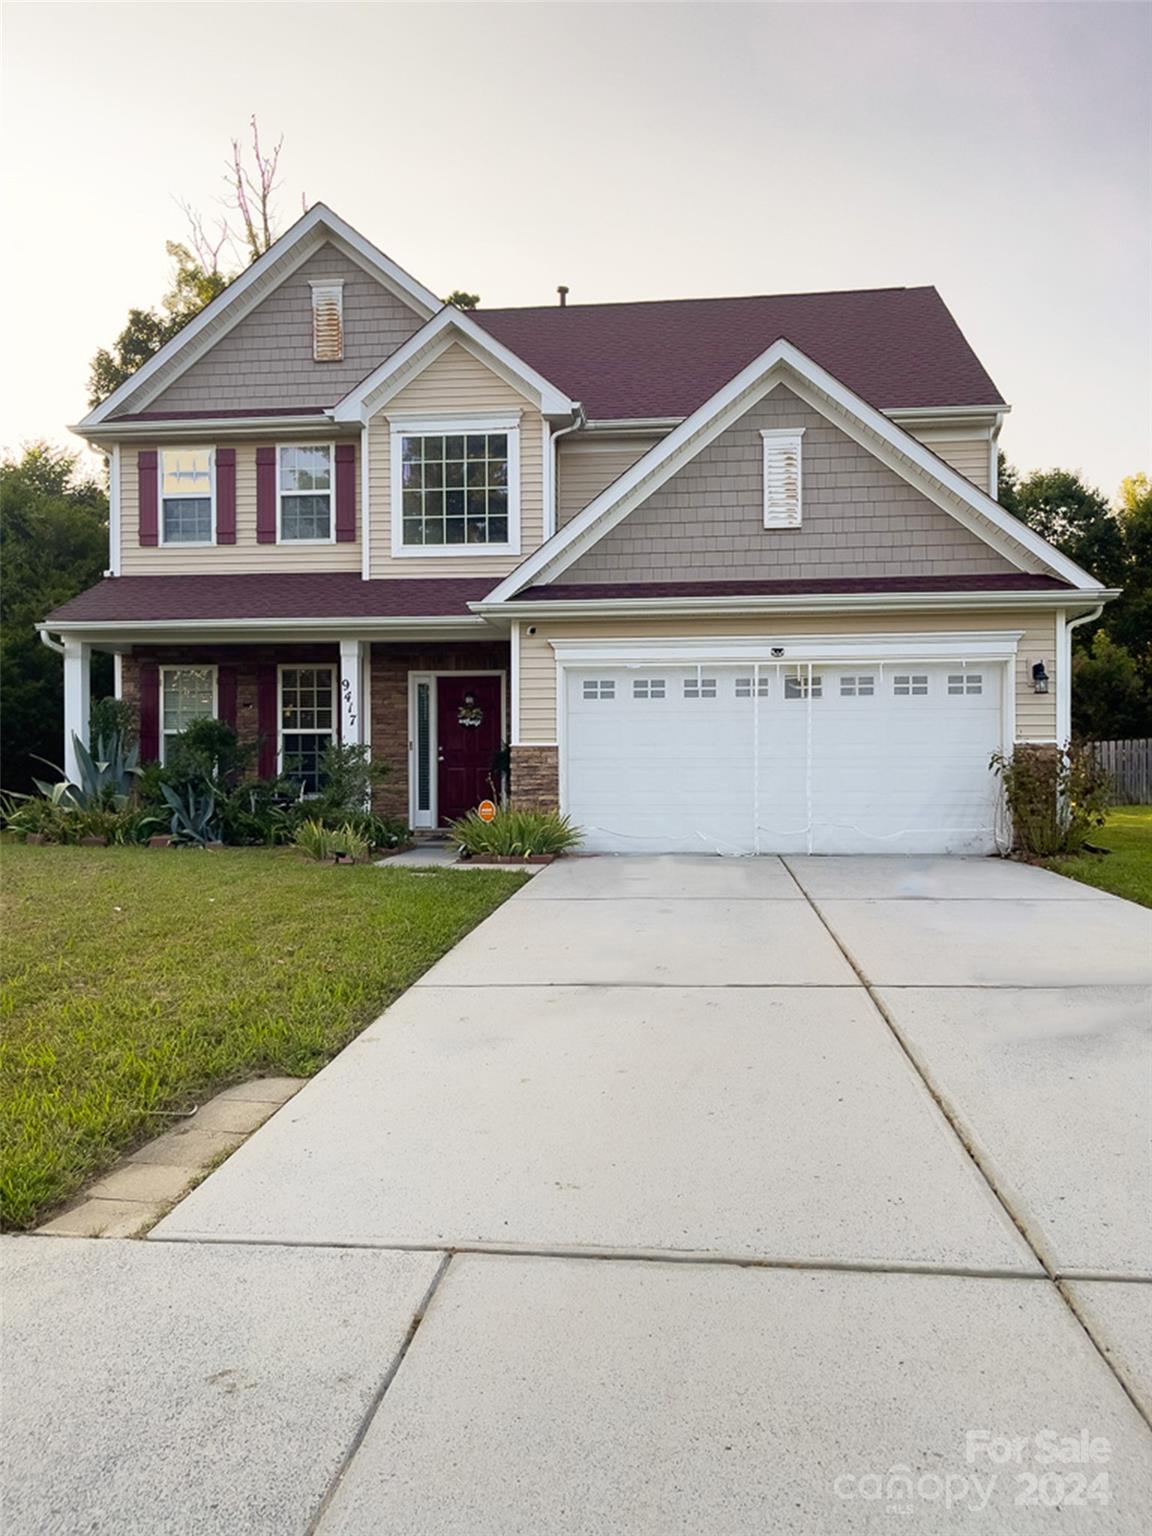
563, 661, 1005, 855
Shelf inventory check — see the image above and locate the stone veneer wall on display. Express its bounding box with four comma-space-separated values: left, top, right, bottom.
510, 746, 559, 812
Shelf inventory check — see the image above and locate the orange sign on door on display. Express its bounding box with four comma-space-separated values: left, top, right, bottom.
477, 799, 497, 823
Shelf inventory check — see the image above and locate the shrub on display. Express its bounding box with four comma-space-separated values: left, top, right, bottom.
161, 782, 223, 847
0, 794, 157, 845
164, 718, 253, 790
292, 818, 371, 862
449, 807, 581, 858
89, 697, 138, 753
990, 742, 1110, 857
306, 743, 389, 818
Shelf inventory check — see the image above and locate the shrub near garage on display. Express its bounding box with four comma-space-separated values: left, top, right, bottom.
449, 806, 582, 859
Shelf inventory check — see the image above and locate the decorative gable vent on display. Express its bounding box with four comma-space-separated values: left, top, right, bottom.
760, 428, 804, 528
310, 280, 344, 362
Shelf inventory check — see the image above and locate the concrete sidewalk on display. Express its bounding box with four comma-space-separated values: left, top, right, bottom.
8, 855, 1152, 1532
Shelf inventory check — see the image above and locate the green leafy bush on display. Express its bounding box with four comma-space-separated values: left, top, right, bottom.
0, 793, 157, 845
449, 807, 581, 858
293, 818, 372, 862
89, 697, 138, 753
307, 743, 389, 816
164, 718, 254, 790
990, 742, 1110, 857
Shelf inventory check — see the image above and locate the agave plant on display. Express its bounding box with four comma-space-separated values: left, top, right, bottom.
161, 782, 222, 846
32, 730, 140, 811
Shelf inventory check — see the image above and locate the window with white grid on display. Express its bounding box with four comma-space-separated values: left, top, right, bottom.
893, 674, 929, 696
633, 678, 666, 700
683, 676, 717, 700
582, 679, 615, 701
280, 666, 335, 792
947, 674, 984, 695
160, 447, 214, 544
735, 676, 771, 698
160, 667, 216, 761
784, 673, 822, 700
278, 445, 333, 542
840, 675, 876, 697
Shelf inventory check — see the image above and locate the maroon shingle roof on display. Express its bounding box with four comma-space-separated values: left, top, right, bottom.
44, 573, 495, 625
516, 575, 1070, 602
475, 286, 1004, 420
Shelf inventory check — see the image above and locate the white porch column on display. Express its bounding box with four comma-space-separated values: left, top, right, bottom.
62, 639, 91, 783
339, 639, 368, 750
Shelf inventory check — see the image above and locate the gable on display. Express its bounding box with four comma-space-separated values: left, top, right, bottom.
555, 385, 1017, 585
136, 244, 427, 415
374, 340, 529, 417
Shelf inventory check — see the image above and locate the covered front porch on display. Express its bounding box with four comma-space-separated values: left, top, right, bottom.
59, 636, 511, 830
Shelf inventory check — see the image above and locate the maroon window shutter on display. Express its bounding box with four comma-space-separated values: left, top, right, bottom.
215, 448, 236, 544
256, 663, 279, 777
334, 443, 356, 542
138, 662, 160, 762
217, 664, 238, 728
256, 448, 277, 544
138, 451, 159, 546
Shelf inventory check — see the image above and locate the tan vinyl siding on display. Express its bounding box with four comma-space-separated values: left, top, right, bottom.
368, 343, 545, 578
517, 609, 1059, 745
906, 432, 992, 492
118, 440, 361, 574
557, 387, 1015, 585
555, 437, 660, 527
141, 244, 426, 414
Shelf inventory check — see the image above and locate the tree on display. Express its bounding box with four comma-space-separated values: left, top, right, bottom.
1072, 631, 1152, 739
88, 118, 287, 406
0, 445, 112, 792
88, 243, 229, 405
444, 290, 480, 309
998, 461, 1126, 588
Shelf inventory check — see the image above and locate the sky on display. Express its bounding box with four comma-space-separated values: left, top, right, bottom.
2, 0, 1149, 494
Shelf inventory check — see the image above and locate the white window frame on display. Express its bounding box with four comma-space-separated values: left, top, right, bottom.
277, 663, 337, 789
760, 428, 804, 529
389, 413, 521, 558
159, 446, 216, 547
159, 665, 218, 764
277, 444, 335, 545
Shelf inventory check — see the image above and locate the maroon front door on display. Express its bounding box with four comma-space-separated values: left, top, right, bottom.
436, 674, 504, 824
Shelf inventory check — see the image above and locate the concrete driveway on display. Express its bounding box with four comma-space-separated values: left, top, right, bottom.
7, 856, 1152, 1533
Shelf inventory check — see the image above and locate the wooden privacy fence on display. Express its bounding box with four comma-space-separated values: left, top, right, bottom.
1092, 739, 1152, 804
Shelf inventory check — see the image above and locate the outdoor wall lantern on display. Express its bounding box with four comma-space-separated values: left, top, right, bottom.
1032, 661, 1050, 694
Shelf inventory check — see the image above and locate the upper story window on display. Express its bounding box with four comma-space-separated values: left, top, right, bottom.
390, 416, 520, 557
278, 445, 333, 542
160, 447, 214, 544
760, 429, 804, 528
310, 280, 344, 361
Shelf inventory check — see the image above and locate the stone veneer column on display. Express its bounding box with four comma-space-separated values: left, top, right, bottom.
510, 746, 559, 812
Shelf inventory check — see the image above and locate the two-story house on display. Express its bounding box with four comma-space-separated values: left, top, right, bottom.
43, 204, 1110, 854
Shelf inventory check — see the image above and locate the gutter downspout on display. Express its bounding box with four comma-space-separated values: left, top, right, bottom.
39, 629, 65, 656
547, 405, 585, 540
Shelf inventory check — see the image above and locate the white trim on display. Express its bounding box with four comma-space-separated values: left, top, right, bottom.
484, 340, 1102, 602
473, 588, 1117, 621
406, 669, 508, 828
510, 620, 521, 745
158, 664, 218, 764
78, 416, 341, 442
79, 204, 440, 429
1055, 607, 1069, 745
113, 652, 123, 700
108, 444, 121, 575
158, 445, 216, 548
39, 616, 489, 643
277, 662, 337, 784
276, 442, 335, 545
360, 424, 371, 580
62, 640, 91, 783
332, 306, 577, 423
548, 631, 1023, 666
338, 639, 368, 749
389, 418, 521, 559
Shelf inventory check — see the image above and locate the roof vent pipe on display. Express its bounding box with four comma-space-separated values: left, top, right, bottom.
557, 285, 569, 307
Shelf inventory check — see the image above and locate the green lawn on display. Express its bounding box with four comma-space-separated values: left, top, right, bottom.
1044, 806, 1152, 908
0, 845, 526, 1230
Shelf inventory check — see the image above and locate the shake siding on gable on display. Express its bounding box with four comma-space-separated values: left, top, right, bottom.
516, 610, 1060, 746
118, 440, 361, 574
141, 245, 426, 414
367, 343, 544, 578
556, 387, 1015, 586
